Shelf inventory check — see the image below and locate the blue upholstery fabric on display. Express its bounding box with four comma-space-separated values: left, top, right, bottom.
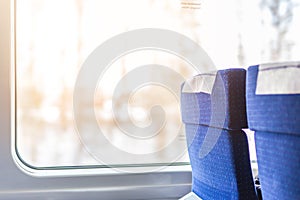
255, 131, 300, 200
247, 65, 300, 134
186, 125, 257, 200
181, 69, 248, 130
181, 69, 257, 200
246, 65, 300, 200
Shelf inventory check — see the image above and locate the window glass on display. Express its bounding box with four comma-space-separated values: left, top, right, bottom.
16, 0, 300, 169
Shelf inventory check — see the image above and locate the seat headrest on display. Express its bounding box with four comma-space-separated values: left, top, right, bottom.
181, 68, 248, 130
246, 62, 300, 135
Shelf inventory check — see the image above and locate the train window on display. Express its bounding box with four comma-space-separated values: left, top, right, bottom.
14, 0, 300, 173
15, 0, 198, 171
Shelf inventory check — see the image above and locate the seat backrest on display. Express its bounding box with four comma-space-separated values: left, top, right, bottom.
181, 69, 257, 200
246, 63, 300, 200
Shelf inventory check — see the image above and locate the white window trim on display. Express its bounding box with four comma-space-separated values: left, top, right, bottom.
0, 0, 192, 199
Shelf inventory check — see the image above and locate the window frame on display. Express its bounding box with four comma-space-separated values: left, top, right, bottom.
0, 0, 192, 199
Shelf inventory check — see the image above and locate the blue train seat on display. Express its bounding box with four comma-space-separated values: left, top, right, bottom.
181, 69, 257, 200
246, 63, 300, 200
